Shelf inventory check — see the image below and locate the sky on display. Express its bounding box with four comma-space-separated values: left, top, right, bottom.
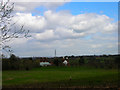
5, 1, 118, 57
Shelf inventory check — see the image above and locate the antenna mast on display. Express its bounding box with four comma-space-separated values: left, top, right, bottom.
55, 49, 56, 58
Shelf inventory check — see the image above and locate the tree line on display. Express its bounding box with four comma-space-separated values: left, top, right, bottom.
2, 54, 120, 70
2, 54, 40, 70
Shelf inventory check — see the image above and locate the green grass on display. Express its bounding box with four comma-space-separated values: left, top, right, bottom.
2, 66, 118, 88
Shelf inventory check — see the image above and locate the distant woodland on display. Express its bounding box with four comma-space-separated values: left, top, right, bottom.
2, 54, 120, 70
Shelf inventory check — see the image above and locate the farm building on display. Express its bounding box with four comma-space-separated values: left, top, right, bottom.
40, 61, 51, 66
63, 57, 69, 66
63, 60, 68, 66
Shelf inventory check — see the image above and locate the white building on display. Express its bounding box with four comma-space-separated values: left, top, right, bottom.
40, 62, 51, 66
63, 60, 68, 66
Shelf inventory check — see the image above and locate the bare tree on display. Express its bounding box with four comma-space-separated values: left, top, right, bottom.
0, 0, 30, 54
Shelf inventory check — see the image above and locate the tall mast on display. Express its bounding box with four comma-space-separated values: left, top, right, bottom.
55, 49, 56, 58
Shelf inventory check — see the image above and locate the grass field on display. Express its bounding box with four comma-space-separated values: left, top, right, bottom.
2, 66, 118, 88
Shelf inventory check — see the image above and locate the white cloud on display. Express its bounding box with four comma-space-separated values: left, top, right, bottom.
12, 10, 117, 42
10, 0, 119, 2
15, 4, 27, 11
7, 37, 31, 49
91, 44, 102, 48
34, 30, 59, 41
11, 0, 71, 2
103, 23, 117, 32
12, 13, 47, 33
13, 2, 67, 12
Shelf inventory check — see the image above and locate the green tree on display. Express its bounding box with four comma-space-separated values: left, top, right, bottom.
53, 58, 59, 66
79, 56, 84, 65
9, 54, 20, 70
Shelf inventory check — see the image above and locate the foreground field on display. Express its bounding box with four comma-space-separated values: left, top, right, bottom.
2, 66, 118, 88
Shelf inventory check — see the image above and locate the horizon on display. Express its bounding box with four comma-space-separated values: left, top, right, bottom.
4, 53, 119, 58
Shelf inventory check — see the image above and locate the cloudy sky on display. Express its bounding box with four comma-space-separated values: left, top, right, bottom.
7, 1, 118, 57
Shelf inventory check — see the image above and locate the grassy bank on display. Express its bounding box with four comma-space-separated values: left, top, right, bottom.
2, 66, 118, 88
